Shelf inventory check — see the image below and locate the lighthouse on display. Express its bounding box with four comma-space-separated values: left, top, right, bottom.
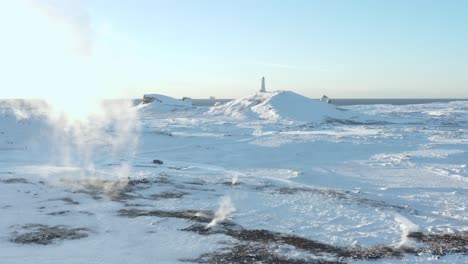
260, 77, 266, 92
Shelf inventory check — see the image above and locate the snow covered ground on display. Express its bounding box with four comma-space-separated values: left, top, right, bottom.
0, 92, 466, 263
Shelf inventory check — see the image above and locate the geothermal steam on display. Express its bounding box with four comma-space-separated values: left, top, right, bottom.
0, 1, 141, 190
207, 196, 236, 229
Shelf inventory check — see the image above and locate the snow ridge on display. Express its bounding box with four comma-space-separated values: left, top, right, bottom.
208, 90, 351, 122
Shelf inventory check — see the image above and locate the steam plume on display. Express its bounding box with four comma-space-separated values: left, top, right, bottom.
206, 196, 236, 229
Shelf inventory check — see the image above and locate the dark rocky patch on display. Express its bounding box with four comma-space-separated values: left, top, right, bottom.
324, 118, 391, 126
181, 224, 227, 236
190, 227, 415, 262
124, 203, 149, 207
134, 164, 160, 168
70, 189, 103, 201
11, 224, 90, 245
49, 197, 80, 205
226, 229, 345, 257
187, 227, 465, 262
276, 187, 416, 215
78, 211, 94, 216
127, 178, 151, 186
251, 181, 277, 191
129, 177, 175, 187
47, 210, 71, 216
0, 178, 31, 184
183, 243, 335, 264
356, 197, 416, 215
149, 191, 188, 200
110, 190, 143, 202
222, 181, 243, 186
175, 184, 216, 192
120, 208, 410, 262
64, 178, 143, 201
118, 208, 214, 223
153, 130, 173, 136
154, 176, 173, 184
61, 197, 80, 205
66, 176, 190, 202
169, 166, 187, 170
184, 180, 206, 186
407, 231, 468, 256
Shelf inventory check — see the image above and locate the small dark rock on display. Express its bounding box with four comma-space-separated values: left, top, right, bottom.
153, 159, 164, 165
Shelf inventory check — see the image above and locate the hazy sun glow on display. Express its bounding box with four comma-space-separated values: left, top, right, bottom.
1, 0, 467, 103
0, 1, 122, 119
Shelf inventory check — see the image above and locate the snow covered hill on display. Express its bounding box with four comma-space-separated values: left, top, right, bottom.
1, 98, 467, 263
208, 90, 360, 122
136, 94, 193, 113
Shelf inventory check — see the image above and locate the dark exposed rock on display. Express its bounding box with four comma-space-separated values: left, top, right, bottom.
153, 159, 164, 165
181, 224, 226, 236
11, 224, 90, 245
120, 208, 406, 261
63, 178, 138, 201
78, 211, 94, 216
110, 190, 142, 202
324, 118, 391, 126
48, 197, 80, 205
276, 187, 416, 215
149, 191, 188, 200
61, 197, 80, 205
154, 177, 173, 184
127, 178, 151, 186
226, 229, 344, 256
47, 210, 71, 216
176, 184, 216, 192
222, 181, 243, 186
153, 130, 173, 137
183, 243, 335, 264
118, 208, 214, 223
407, 231, 468, 256
184, 180, 206, 186
0, 178, 31, 184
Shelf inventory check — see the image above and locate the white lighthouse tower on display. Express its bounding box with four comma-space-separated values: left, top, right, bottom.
260, 77, 266, 92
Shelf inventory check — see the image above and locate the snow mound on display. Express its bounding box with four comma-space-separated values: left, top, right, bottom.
137, 94, 192, 113
208, 90, 353, 122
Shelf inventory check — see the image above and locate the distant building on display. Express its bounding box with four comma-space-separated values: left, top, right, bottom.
260, 77, 266, 92
182, 97, 192, 104
142, 94, 192, 107
320, 95, 331, 104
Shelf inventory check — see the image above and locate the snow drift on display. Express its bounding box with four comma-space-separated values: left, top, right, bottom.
137, 94, 192, 113
208, 90, 356, 122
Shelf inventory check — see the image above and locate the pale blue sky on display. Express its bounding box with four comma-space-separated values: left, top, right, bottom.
1, 0, 467, 99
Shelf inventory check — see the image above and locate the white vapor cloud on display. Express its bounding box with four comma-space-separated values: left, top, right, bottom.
28, 0, 93, 55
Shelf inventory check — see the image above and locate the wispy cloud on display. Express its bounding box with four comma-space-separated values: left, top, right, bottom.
257, 62, 333, 72
29, 0, 93, 55
257, 62, 300, 70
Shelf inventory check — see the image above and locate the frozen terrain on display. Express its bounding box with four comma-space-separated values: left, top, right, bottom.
0, 92, 466, 263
